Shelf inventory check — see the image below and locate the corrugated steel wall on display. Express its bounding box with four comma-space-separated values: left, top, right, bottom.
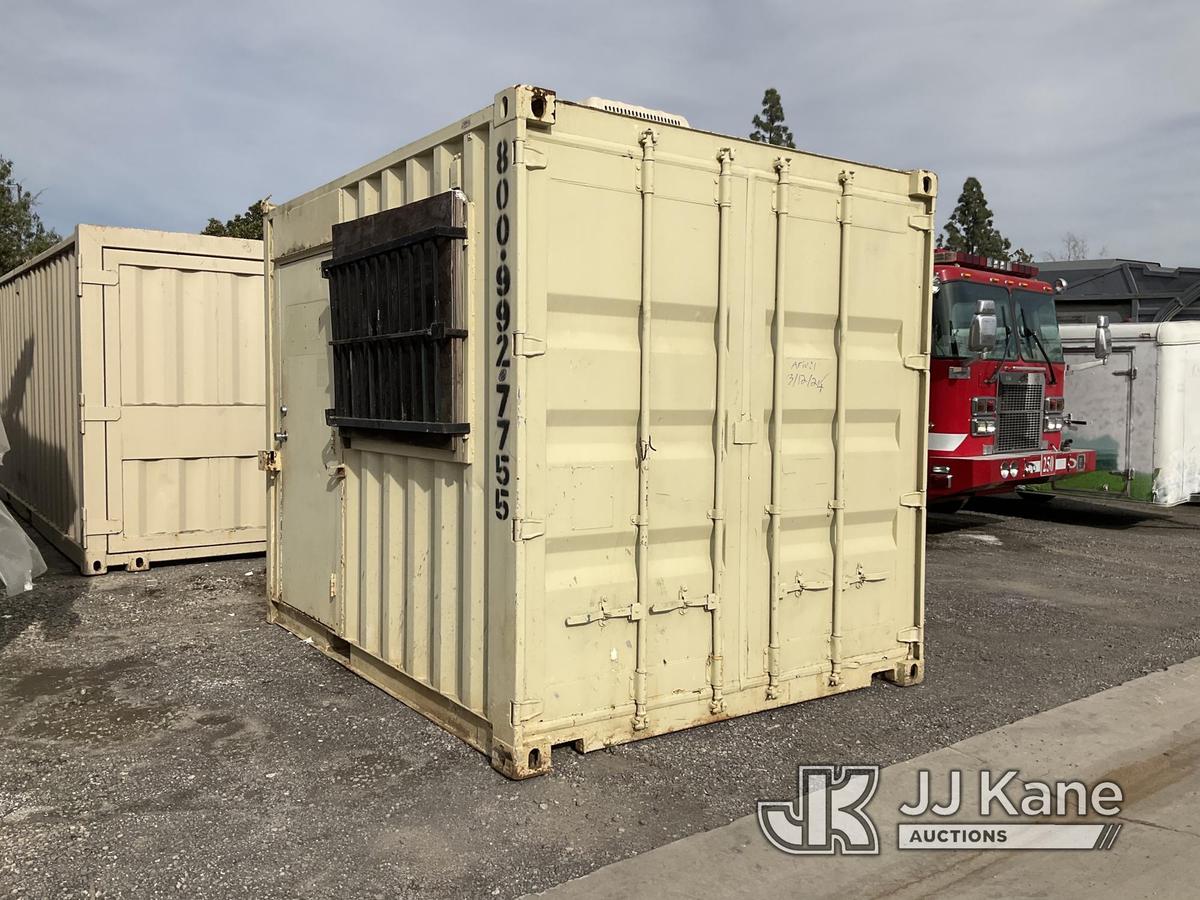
0, 242, 83, 543
335, 133, 490, 716
118, 265, 265, 406
342, 451, 487, 712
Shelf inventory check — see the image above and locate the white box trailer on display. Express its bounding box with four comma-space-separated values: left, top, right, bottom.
265, 85, 936, 777
1046, 321, 1200, 505
0, 226, 267, 574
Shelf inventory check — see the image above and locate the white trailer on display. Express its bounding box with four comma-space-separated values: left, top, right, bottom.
1044, 321, 1200, 506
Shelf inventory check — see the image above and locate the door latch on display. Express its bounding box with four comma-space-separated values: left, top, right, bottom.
258, 450, 281, 473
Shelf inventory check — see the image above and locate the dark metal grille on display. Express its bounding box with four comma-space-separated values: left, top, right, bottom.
996, 375, 1045, 453
322, 193, 468, 442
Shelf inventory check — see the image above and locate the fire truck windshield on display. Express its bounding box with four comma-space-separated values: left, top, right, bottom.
933, 282, 1063, 363
932, 281, 1012, 359
1014, 290, 1064, 362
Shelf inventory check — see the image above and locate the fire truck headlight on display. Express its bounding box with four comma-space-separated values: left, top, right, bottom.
971, 416, 996, 436
1044, 415, 1065, 432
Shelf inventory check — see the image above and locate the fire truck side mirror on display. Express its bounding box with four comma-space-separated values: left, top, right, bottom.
1094, 315, 1112, 360
968, 299, 998, 353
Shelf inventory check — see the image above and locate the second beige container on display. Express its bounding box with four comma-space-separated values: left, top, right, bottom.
0, 226, 266, 574
265, 85, 936, 777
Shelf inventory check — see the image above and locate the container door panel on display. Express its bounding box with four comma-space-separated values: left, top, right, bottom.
540, 147, 643, 723
836, 194, 924, 659
641, 168, 723, 704
107, 259, 266, 553
770, 185, 842, 677
743, 183, 924, 677
276, 257, 343, 629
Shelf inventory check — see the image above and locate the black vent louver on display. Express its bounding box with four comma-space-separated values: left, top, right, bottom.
322, 191, 468, 443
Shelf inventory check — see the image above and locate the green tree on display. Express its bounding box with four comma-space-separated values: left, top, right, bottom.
749, 88, 796, 148
1, 156, 62, 274
202, 198, 269, 241
939, 177, 1029, 261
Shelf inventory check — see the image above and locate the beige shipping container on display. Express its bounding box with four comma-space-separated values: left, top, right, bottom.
0, 226, 266, 574
265, 85, 936, 778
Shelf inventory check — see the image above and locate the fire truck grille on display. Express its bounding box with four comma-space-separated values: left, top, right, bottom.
996, 379, 1045, 453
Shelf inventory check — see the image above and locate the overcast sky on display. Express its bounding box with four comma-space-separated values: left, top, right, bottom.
3, 0, 1197, 264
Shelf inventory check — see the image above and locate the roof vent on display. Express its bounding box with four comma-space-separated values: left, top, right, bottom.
582, 97, 689, 128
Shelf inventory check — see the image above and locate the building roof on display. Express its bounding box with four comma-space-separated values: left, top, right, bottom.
1037, 258, 1200, 322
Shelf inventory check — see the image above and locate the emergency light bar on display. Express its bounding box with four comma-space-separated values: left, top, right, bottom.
935, 249, 1039, 279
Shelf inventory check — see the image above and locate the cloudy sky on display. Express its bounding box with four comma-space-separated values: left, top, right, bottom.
3, 0, 1197, 264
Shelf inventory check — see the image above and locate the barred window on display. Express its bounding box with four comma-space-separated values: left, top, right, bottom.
322, 191, 469, 443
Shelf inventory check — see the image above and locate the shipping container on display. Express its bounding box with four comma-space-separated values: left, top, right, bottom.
1036, 321, 1200, 505
0, 225, 266, 574
265, 85, 936, 777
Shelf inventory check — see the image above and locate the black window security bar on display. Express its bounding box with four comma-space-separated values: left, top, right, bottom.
322, 192, 469, 442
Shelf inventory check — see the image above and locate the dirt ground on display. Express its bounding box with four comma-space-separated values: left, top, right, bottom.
2, 494, 1198, 899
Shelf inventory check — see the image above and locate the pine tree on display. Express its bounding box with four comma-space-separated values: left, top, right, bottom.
939, 177, 1022, 260
749, 88, 796, 149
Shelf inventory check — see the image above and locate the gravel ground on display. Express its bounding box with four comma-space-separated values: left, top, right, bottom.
2, 494, 1198, 898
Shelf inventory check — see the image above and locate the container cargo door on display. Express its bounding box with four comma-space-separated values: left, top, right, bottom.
743, 170, 929, 682
102, 250, 267, 558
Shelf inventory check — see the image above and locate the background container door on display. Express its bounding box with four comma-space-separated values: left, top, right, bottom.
104, 252, 266, 555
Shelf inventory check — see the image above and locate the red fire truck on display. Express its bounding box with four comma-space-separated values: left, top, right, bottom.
927, 249, 1111, 509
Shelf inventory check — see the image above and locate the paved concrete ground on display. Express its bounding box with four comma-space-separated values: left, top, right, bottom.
1, 494, 1198, 898
539, 656, 1200, 899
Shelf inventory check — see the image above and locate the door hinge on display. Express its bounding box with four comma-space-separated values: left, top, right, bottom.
1114, 367, 1138, 380
79, 393, 120, 433
565, 600, 644, 627
897, 625, 922, 644
903, 353, 930, 372
908, 214, 933, 231
732, 418, 758, 445
329, 573, 338, 599
900, 490, 926, 508
650, 587, 718, 614
522, 147, 548, 171
513, 333, 546, 357
81, 508, 121, 536
512, 517, 545, 541
510, 697, 544, 725
258, 450, 282, 473
81, 268, 119, 286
